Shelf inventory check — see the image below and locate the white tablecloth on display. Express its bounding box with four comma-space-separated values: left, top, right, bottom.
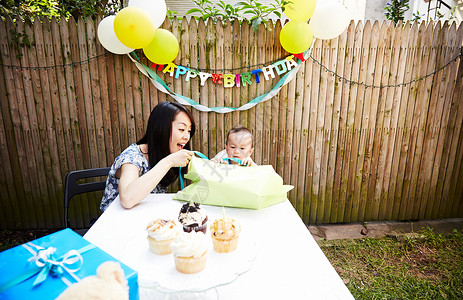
84, 194, 353, 299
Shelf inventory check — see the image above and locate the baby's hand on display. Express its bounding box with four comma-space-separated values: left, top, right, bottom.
241, 157, 256, 166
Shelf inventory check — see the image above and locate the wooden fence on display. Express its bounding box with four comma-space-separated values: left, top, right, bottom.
0, 16, 462, 229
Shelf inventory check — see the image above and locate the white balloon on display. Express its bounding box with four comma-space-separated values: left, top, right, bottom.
309, 0, 349, 40
129, 0, 167, 29
97, 16, 134, 54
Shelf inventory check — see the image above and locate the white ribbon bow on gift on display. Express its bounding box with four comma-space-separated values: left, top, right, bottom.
23, 242, 87, 286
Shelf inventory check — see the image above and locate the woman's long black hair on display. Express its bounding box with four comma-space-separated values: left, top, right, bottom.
137, 101, 196, 187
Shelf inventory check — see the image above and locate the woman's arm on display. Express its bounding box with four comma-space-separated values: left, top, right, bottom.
118, 150, 193, 209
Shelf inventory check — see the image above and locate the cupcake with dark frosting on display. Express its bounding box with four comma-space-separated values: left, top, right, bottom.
178, 202, 208, 234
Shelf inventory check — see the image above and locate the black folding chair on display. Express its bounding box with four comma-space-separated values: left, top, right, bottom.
64, 167, 110, 235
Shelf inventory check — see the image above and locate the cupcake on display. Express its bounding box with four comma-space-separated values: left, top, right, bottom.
178, 202, 208, 234
210, 217, 241, 253
146, 219, 179, 255
170, 231, 208, 274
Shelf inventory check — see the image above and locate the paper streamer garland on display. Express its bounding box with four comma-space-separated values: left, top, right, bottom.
128, 49, 311, 113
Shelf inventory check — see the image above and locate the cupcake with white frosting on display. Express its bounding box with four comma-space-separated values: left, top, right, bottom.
170, 231, 208, 274
146, 219, 179, 255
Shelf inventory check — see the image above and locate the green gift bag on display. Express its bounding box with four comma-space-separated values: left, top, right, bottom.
173, 156, 293, 209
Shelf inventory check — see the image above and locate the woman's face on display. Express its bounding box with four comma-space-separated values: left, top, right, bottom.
169, 111, 192, 153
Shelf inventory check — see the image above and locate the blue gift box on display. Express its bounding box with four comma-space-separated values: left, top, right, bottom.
0, 229, 138, 299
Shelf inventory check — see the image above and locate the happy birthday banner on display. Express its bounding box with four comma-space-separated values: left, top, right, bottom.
150, 52, 305, 87
128, 49, 310, 113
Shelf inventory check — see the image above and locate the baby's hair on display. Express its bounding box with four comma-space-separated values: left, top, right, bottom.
225, 126, 254, 147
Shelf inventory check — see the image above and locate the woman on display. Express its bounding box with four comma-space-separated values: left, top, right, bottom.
100, 101, 195, 211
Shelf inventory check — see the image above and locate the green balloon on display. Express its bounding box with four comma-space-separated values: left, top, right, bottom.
280, 20, 313, 54
143, 29, 179, 64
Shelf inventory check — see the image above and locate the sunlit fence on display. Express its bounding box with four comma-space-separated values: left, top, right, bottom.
0, 16, 462, 229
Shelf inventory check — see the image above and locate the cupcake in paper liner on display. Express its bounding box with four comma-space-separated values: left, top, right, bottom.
170, 231, 208, 274
146, 219, 179, 255
178, 202, 208, 234
210, 217, 241, 253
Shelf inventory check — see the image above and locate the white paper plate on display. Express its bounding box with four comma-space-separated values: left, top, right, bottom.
122, 230, 257, 293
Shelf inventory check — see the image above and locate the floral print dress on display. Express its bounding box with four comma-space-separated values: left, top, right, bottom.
100, 143, 167, 211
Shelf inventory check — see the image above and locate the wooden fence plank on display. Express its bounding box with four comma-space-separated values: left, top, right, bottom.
284, 55, 297, 207
340, 21, 363, 223
388, 21, 412, 219
358, 21, 381, 221
231, 21, 241, 129
6, 18, 41, 229
216, 19, 225, 155
140, 52, 151, 134
415, 22, 444, 219
318, 38, 337, 223
12, 20, 48, 228
84, 17, 106, 220
446, 24, 463, 217
223, 20, 233, 140
186, 18, 200, 152
239, 22, 249, 129
262, 21, 274, 167
379, 21, 403, 220
328, 27, 347, 223
422, 22, 450, 219
254, 23, 266, 165
52, 18, 75, 173
367, 21, 393, 221
94, 16, 114, 165
41, 18, 68, 227
395, 21, 420, 220
179, 17, 194, 150
292, 44, 305, 212
349, 20, 371, 222
307, 38, 322, 223
25, 19, 51, 226
270, 20, 282, 170
86, 18, 106, 168
401, 22, 429, 219
197, 19, 208, 155
0, 18, 24, 227
276, 24, 287, 177
206, 19, 216, 158
431, 23, 458, 218
58, 18, 85, 173
333, 21, 356, 223
406, 22, 435, 220
440, 22, 463, 218
247, 25, 258, 161
298, 50, 313, 222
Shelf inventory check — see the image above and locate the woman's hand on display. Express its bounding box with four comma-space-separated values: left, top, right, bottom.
166, 149, 193, 167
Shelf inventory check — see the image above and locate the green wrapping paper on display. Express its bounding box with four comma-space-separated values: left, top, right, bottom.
173, 157, 293, 209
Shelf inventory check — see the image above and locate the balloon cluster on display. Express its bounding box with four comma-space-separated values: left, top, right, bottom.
280, 0, 350, 54
97, 0, 179, 64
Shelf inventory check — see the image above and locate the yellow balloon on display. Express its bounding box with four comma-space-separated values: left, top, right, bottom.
114, 7, 155, 49
280, 20, 313, 54
284, 0, 317, 21
143, 29, 179, 64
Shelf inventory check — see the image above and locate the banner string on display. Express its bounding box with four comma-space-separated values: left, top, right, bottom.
2, 47, 461, 89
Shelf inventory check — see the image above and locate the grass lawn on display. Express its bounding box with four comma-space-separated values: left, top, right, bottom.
319, 227, 463, 299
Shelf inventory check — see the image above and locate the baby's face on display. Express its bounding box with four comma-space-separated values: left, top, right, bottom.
225, 132, 254, 160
